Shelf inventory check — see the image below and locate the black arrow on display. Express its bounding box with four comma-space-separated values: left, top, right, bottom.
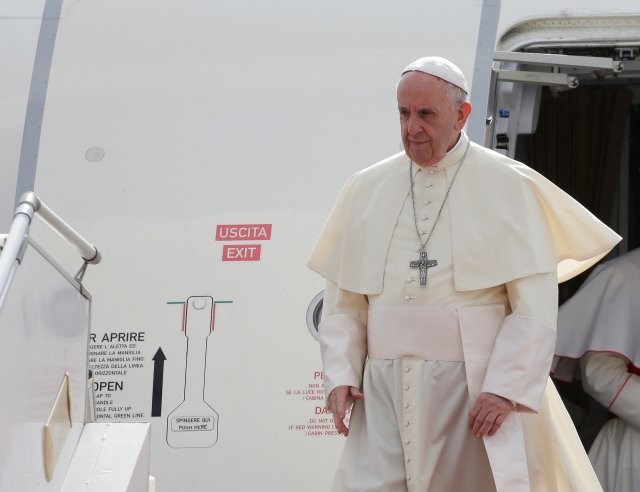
151, 347, 167, 417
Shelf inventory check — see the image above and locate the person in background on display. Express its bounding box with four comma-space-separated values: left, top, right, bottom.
556, 247, 640, 492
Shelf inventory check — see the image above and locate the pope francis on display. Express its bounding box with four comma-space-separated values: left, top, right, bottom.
307, 56, 622, 491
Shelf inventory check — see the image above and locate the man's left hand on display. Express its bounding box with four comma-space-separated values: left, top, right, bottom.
468, 392, 514, 438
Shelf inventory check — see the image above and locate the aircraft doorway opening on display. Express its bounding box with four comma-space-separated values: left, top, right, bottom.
494, 39, 640, 453
514, 81, 640, 300
486, 40, 640, 297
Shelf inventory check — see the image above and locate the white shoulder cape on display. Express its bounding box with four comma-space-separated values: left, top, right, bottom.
307, 133, 621, 294
556, 248, 640, 367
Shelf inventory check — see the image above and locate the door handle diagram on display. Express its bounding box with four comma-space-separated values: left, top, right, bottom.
167, 296, 219, 448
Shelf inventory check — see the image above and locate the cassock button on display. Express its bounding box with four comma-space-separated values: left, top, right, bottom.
405, 366, 411, 373
406, 458, 412, 463
407, 476, 412, 482
425, 183, 433, 188
424, 200, 431, 205
406, 421, 411, 427
404, 385, 410, 391
405, 439, 411, 445
404, 403, 410, 409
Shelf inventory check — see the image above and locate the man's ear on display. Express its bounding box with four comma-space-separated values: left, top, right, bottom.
455, 101, 472, 131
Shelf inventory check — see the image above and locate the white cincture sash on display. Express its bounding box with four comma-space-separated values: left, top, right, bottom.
367, 306, 464, 361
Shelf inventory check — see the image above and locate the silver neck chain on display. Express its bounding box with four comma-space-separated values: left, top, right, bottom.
409, 145, 470, 252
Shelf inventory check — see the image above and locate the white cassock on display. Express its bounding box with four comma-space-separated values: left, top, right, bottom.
309, 132, 621, 492
556, 248, 640, 492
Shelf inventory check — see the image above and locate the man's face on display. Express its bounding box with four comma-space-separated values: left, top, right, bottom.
397, 71, 471, 167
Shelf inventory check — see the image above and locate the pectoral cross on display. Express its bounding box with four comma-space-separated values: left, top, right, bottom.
410, 249, 438, 287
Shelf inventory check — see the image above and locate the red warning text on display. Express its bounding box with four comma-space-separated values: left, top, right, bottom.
216, 224, 272, 241
222, 244, 262, 261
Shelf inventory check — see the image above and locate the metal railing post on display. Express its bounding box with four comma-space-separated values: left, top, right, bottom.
0, 196, 38, 307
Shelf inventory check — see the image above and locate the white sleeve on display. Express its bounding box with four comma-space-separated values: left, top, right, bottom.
581, 351, 640, 431
318, 281, 368, 404
481, 272, 558, 413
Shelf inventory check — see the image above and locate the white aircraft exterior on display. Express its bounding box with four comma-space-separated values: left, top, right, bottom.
1, 0, 639, 490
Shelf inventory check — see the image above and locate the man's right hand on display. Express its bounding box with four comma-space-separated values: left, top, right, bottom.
328, 385, 364, 437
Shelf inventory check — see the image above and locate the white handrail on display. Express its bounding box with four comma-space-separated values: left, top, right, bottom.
36, 197, 101, 263
0, 192, 101, 310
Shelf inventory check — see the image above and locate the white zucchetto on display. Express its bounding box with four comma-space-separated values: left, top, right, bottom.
402, 56, 469, 94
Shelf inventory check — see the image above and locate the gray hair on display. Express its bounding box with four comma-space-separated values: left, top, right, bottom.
443, 80, 468, 109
